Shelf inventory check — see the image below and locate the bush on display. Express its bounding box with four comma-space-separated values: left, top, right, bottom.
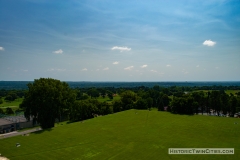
0, 108, 4, 114
5, 107, 14, 115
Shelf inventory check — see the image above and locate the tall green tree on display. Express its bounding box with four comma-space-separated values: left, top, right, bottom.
87, 88, 99, 99
69, 100, 97, 121
120, 90, 137, 110
20, 78, 76, 129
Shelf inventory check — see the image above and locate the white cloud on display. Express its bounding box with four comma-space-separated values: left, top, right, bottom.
111, 46, 131, 52
141, 65, 148, 68
150, 70, 157, 73
215, 67, 219, 69
96, 69, 100, 71
196, 65, 200, 68
166, 64, 171, 67
103, 67, 109, 70
124, 66, 134, 70
53, 49, 63, 54
0, 46, 4, 51
113, 61, 119, 65
82, 68, 87, 71
23, 69, 28, 72
203, 40, 216, 46
47, 68, 66, 72
182, 69, 189, 74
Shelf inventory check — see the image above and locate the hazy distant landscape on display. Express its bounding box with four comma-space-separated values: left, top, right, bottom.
1, 81, 240, 90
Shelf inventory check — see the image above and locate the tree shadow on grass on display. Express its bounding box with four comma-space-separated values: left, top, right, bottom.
67, 121, 76, 124
32, 128, 53, 134
170, 112, 194, 116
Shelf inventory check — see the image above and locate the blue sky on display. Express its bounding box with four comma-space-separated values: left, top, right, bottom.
0, 0, 239, 81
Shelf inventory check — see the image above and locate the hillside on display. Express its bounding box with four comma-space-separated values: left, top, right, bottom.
0, 110, 239, 160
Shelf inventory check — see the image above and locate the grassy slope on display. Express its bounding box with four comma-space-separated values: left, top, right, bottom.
0, 110, 239, 160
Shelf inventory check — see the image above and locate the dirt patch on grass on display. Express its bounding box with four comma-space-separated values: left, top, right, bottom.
0, 156, 9, 160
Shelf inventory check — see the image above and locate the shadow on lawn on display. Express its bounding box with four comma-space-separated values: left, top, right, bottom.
171, 112, 194, 116
32, 128, 53, 134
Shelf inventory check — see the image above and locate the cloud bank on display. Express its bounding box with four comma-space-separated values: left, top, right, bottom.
53, 49, 63, 54
124, 66, 134, 70
150, 70, 157, 73
0, 46, 4, 51
141, 65, 148, 68
113, 61, 119, 65
203, 40, 216, 46
111, 46, 131, 52
103, 67, 109, 70
47, 68, 66, 71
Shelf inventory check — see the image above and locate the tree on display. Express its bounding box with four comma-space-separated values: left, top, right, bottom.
87, 88, 99, 99
192, 91, 205, 114
107, 91, 113, 100
120, 90, 137, 110
209, 91, 222, 116
5, 107, 14, 115
98, 88, 107, 98
113, 100, 123, 113
20, 78, 76, 129
228, 95, 237, 116
4, 92, 18, 101
69, 100, 97, 121
0, 108, 4, 114
135, 98, 148, 109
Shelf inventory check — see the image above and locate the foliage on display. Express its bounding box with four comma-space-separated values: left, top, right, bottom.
112, 100, 123, 113
87, 88, 99, 98
134, 98, 148, 109
69, 100, 96, 121
0, 108, 4, 114
5, 107, 14, 115
20, 78, 76, 129
4, 92, 18, 101
120, 90, 137, 110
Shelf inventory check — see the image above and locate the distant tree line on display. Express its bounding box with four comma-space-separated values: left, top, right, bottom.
1, 78, 240, 129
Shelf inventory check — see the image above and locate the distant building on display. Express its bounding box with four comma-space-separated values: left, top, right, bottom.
0, 115, 38, 134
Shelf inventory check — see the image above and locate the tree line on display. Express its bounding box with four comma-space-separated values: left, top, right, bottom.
1, 78, 238, 129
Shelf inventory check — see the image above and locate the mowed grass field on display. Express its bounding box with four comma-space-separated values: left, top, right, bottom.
0, 110, 240, 160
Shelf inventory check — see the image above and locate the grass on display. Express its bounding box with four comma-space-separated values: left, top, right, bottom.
0, 98, 23, 111
225, 90, 240, 95
0, 110, 239, 160
96, 94, 121, 103
192, 90, 240, 95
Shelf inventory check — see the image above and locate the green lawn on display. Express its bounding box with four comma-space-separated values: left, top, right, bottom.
0, 98, 23, 112
0, 110, 239, 160
192, 90, 240, 95
225, 90, 240, 95
0, 98, 23, 107
96, 94, 121, 103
